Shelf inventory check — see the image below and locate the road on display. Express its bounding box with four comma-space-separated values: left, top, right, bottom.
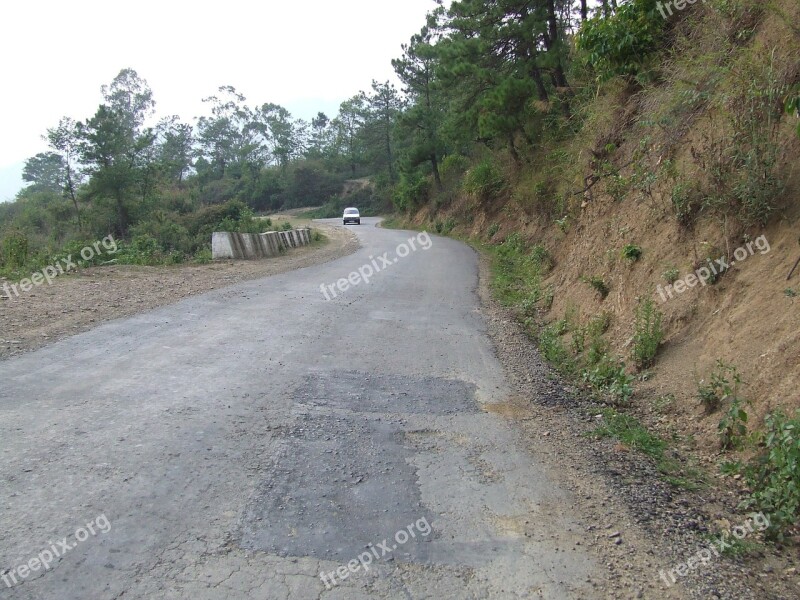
0, 218, 605, 599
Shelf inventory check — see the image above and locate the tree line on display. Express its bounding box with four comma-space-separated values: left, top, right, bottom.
4, 1, 665, 262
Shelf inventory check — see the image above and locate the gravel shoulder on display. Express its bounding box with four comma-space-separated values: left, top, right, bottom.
475, 253, 799, 600
0, 223, 359, 361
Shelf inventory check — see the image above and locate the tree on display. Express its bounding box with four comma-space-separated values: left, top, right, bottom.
308, 112, 331, 159
157, 116, 194, 183
363, 81, 403, 182
78, 69, 157, 234
392, 26, 444, 189
22, 152, 65, 193
196, 86, 262, 180
46, 117, 84, 229
332, 96, 367, 177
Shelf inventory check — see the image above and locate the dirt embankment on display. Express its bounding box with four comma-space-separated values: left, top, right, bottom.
0, 223, 358, 361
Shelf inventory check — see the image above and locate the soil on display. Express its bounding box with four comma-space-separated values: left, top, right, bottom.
476, 253, 800, 599
0, 223, 359, 361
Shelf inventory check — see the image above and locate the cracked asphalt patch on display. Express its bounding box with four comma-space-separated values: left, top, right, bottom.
240, 372, 478, 565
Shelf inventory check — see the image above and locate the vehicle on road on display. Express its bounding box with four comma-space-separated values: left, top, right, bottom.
343, 207, 360, 225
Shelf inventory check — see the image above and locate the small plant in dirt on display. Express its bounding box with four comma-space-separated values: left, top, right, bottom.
538, 323, 575, 375
621, 244, 643, 262
784, 288, 798, 298
718, 398, 749, 451
653, 394, 675, 415
631, 298, 664, 370
582, 275, 610, 299
697, 360, 742, 414
486, 223, 500, 239
662, 267, 680, 284
555, 216, 569, 233
582, 355, 633, 404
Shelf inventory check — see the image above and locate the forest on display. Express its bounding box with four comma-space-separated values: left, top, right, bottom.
0, 0, 707, 273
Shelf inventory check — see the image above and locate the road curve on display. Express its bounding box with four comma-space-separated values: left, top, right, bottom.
0, 218, 605, 599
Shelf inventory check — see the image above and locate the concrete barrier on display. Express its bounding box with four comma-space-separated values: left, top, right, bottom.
212, 228, 312, 260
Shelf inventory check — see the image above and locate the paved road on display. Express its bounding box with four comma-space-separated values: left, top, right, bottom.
0, 219, 603, 599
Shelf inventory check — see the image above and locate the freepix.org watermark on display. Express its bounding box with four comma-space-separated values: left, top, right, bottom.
319, 517, 432, 589
656, 235, 770, 303
657, 0, 707, 20
2, 514, 111, 588
320, 231, 433, 301
658, 512, 769, 587
2, 235, 118, 300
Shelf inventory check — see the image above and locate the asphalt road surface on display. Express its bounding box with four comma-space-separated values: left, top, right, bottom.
0, 218, 605, 599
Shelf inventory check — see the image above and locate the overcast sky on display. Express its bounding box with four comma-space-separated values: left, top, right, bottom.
0, 0, 437, 201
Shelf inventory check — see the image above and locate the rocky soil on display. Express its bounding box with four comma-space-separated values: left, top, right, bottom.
476, 254, 799, 599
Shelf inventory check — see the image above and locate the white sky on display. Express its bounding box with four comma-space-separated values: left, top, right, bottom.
0, 0, 437, 200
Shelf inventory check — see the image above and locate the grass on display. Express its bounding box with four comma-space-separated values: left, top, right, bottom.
592, 408, 665, 460
631, 298, 664, 370
591, 408, 707, 490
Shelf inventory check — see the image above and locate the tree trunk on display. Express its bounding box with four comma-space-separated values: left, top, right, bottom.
531, 67, 549, 102
580, 0, 588, 21
430, 154, 442, 190
65, 168, 82, 231
508, 133, 522, 166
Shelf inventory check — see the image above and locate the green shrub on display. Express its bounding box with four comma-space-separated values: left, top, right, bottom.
583, 355, 634, 403
576, 0, 666, 80
393, 173, 429, 212
621, 244, 643, 261
698, 360, 742, 414
662, 267, 680, 284
463, 160, 505, 203
632, 298, 664, 369
539, 323, 575, 374
740, 411, 800, 540
487, 223, 500, 239
718, 399, 749, 451
1, 231, 29, 269
670, 181, 700, 226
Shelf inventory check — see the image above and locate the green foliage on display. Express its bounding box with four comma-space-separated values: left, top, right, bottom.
582, 356, 634, 403
621, 244, 643, 261
576, 0, 666, 80
491, 236, 554, 320
739, 411, 800, 539
486, 223, 500, 240
538, 323, 575, 374
393, 172, 429, 212
698, 360, 742, 414
670, 181, 701, 226
786, 90, 800, 138
434, 218, 456, 235
631, 298, 664, 369
719, 399, 749, 451
592, 408, 666, 460
463, 160, 505, 203
605, 174, 630, 202
1, 231, 29, 269
662, 267, 680, 284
